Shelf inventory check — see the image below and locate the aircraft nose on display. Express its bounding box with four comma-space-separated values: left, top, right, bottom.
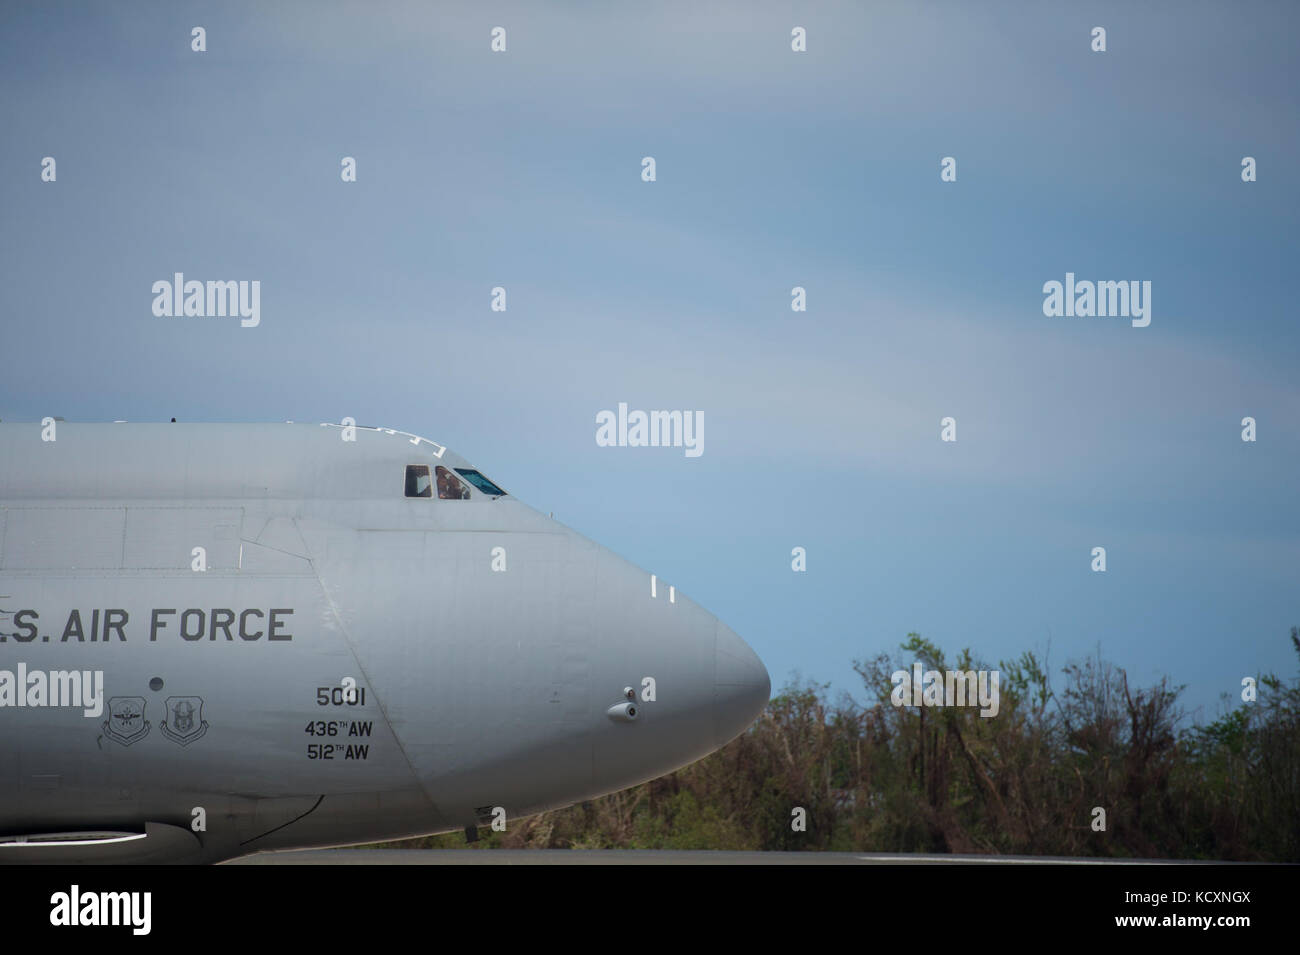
713, 621, 770, 747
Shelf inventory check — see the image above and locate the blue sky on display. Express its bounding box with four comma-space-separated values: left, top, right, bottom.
2, 1, 1297, 724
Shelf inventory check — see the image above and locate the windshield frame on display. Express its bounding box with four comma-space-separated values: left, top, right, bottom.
454, 468, 507, 497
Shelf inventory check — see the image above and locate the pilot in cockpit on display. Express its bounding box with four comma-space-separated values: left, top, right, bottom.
436, 465, 468, 500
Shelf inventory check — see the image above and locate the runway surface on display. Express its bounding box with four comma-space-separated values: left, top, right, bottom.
228, 849, 1216, 865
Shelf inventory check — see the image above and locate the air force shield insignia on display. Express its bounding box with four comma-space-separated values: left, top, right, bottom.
103, 696, 150, 746
161, 696, 208, 746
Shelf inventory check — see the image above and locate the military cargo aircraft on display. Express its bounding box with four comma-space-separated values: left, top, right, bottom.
0, 422, 770, 863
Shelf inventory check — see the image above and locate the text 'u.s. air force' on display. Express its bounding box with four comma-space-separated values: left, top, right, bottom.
1, 608, 294, 642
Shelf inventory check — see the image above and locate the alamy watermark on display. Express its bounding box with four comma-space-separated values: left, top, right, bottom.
50, 885, 151, 935
0, 664, 104, 717
890, 663, 1000, 717
595, 403, 703, 458
152, 273, 260, 327
1042, 272, 1151, 327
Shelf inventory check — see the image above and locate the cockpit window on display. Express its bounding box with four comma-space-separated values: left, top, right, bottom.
404, 465, 432, 498
455, 468, 506, 497
436, 465, 470, 500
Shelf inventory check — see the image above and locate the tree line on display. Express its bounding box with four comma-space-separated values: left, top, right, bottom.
379, 629, 1300, 860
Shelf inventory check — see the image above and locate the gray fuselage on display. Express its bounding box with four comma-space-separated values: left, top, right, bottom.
0, 422, 769, 863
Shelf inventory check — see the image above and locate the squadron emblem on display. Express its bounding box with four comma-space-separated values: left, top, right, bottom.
103, 697, 151, 746
160, 696, 208, 746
